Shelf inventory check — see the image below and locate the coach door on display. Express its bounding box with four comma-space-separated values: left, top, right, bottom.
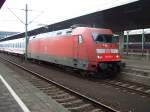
73, 35, 84, 68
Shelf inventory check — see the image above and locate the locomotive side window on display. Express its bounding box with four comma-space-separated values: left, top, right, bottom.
78, 35, 83, 44
57, 32, 62, 35
92, 33, 116, 43
66, 30, 72, 35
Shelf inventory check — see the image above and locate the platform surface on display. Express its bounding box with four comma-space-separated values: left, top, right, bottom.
0, 61, 69, 112
0, 78, 23, 112
123, 58, 150, 69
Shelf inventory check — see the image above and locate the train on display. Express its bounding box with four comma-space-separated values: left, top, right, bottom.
123, 32, 150, 54
0, 26, 122, 77
127, 42, 150, 49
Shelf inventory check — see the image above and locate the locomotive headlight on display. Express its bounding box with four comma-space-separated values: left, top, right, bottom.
116, 55, 119, 58
97, 55, 103, 59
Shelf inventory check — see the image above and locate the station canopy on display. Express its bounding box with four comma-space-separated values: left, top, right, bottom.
0, 0, 150, 41
0, 0, 5, 9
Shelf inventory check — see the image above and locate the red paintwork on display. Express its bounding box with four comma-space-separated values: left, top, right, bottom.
28, 35, 83, 58
28, 27, 121, 71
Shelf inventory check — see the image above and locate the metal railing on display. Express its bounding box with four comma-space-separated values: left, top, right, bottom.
123, 49, 150, 60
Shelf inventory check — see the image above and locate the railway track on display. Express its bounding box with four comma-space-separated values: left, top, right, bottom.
126, 65, 150, 71
1, 53, 150, 111
101, 79, 150, 97
122, 65, 150, 77
95, 65, 150, 97
87, 66, 150, 98
0, 56, 119, 112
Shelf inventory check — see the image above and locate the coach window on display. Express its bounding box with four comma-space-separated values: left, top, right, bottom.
78, 35, 83, 44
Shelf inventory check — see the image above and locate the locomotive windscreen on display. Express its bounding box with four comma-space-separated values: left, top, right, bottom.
92, 33, 116, 43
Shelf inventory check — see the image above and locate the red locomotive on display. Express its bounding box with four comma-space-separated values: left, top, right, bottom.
0, 26, 122, 77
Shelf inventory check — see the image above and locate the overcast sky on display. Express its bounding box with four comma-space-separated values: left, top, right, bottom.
0, 0, 138, 32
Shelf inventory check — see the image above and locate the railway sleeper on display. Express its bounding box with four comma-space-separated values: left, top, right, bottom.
29, 81, 46, 86
55, 96, 77, 103
67, 103, 93, 112
145, 89, 150, 93
38, 86, 57, 90
91, 108, 103, 112
61, 99, 83, 107
43, 87, 60, 92
36, 82, 53, 86
46, 90, 65, 95
28, 78, 48, 83
52, 93, 70, 99
52, 93, 69, 98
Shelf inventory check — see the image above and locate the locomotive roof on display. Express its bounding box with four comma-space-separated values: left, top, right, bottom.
0, 27, 112, 42
29, 27, 112, 40
30, 28, 73, 39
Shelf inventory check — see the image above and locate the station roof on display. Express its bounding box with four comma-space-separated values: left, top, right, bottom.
0, 0, 5, 9
0, 0, 150, 41
47, 0, 149, 32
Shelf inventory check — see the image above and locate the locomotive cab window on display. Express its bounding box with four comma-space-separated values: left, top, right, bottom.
92, 33, 116, 43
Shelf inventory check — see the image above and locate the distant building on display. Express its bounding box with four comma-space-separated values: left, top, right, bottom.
0, 31, 19, 39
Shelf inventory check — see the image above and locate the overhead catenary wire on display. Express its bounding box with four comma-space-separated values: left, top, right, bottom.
7, 8, 25, 24
28, 11, 44, 25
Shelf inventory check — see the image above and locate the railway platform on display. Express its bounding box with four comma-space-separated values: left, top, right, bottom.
0, 61, 69, 112
121, 57, 150, 86
0, 76, 23, 112
123, 58, 150, 69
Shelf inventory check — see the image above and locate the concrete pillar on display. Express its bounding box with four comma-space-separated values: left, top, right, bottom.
126, 31, 129, 55
119, 32, 124, 56
141, 29, 145, 56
